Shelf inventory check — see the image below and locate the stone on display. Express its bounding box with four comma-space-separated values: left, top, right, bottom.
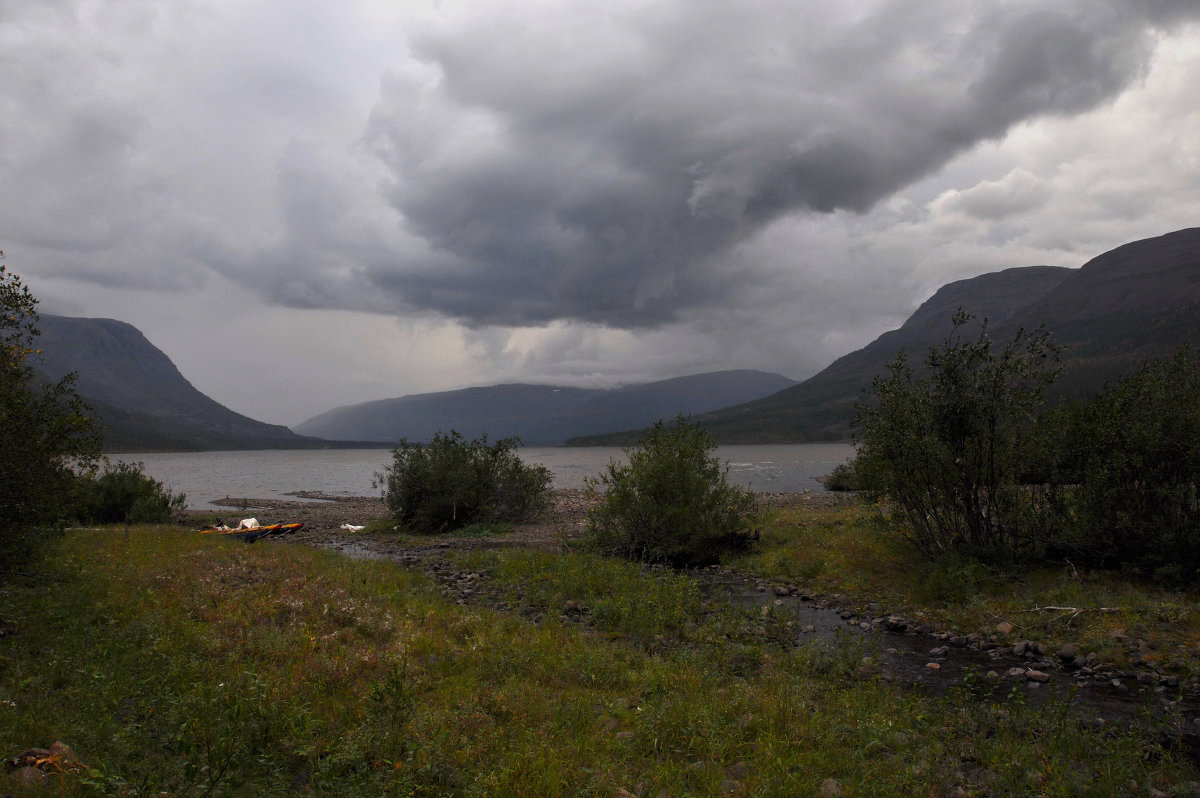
1057, 644, 1077, 661
10, 766, 52, 789
1012, 640, 1029, 656
996, 621, 1014, 635
884, 616, 907, 632
1005, 667, 1027, 678
615, 789, 640, 798
929, 646, 949, 657
925, 662, 942, 671
1027, 670, 1051, 683
820, 778, 842, 797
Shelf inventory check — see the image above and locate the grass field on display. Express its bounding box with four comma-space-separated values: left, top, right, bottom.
1, 508, 1198, 796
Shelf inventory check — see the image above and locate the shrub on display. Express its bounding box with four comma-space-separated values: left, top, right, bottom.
822, 460, 862, 491
1066, 346, 1200, 579
73, 461, 187, 524
851, 310, 1061, 560
585, 416, 756, 566
375, 430, 552, 534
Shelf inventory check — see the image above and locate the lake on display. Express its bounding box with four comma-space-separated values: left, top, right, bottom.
117, 443, 856, 510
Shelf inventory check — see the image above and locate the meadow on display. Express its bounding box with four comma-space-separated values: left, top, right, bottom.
3, 500, 1200, 796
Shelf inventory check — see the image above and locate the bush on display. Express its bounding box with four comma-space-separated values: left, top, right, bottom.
822, 460, 862, 491
375, 430, 552, 534
851, 310, 1061, 560
585, 416, 756, 567
1066, 347, 1200, 579
73, 461, 187, 524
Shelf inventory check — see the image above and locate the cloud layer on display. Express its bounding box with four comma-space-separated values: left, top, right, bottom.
3, 1, 1200, 422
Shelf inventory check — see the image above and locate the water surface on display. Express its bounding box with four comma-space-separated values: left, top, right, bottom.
119, 443, 855, 510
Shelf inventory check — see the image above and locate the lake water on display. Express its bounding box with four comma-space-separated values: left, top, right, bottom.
117, 443, 856, 510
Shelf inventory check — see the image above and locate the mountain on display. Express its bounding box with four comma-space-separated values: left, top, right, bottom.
34, 315, 333, 451
578, 227, 1200, 444
292, 370, 798, 445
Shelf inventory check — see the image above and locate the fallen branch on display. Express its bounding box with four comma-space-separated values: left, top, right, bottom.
1012, 605, 1124, 628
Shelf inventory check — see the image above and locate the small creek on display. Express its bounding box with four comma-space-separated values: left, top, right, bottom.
305, 535, 1200, 755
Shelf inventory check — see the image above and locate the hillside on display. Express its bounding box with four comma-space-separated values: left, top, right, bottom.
35, 315, 333, 451
293, 370, 797, 445
576, 227, 1200, 444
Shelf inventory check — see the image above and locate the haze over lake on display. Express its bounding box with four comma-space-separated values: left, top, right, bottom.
120, 444, 855, 511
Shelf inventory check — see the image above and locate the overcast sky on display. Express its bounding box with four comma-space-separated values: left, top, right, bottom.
3, 0, 1199, 426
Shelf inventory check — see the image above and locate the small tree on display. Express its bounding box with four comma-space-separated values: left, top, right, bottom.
0, 259, 102, 552
852, 311, 1060, 559
375, 430, 552, 534
586, 415, 756, 567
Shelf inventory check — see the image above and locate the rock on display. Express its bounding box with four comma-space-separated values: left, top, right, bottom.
926, 662, 942, 671
615, 789, 640, 798
10, 765, 51, 789
884, 616, 908, 632
1012, 640, 1029, 656
1027, 670, 1051, 683
820, 778, 842, 797
1005, 667, 1027, 678
996, 621, 1014, 635
929, 646, 949, 657
1057, 644, 1077, 661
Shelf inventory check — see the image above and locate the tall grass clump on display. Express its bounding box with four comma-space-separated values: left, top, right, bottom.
375, 430, 552, 534
586, 416, 756, 566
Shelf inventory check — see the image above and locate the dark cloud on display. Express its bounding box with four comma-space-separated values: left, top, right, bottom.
353, 0, 1197, 328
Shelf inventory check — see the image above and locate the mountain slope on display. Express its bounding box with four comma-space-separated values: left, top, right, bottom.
293, 370, 797, 445
586, 227, 1200, 444
34, 315, 327, 451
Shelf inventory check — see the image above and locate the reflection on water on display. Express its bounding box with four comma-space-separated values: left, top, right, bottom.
119, 443, 855, 510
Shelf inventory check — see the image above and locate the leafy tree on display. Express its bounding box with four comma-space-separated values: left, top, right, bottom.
1066, 346, 1200, 580
375, 430, 552, 534
586, 415, 756, 566
0, 258, 102, 553
852, 311, 1061, 559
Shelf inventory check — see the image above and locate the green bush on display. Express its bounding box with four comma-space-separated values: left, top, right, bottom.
375, 430, 552, 534
1066, 347, 1200, 579
852, 310, 1061, 560
585, 416, 756, 566
73, 461, 187, 524
822, 460, 862, 491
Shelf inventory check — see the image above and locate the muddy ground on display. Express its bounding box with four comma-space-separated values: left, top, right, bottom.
185, 491, 1200, 753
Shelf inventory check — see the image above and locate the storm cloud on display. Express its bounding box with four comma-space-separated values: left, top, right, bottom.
3, 0, 1200, 424
347, 0, 1199, 327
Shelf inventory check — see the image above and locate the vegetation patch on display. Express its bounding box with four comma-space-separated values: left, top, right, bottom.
586, 416, 757, 566
375, 430, 552, 534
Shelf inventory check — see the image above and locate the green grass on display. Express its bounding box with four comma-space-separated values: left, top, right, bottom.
737, 501, 1200, 674
0, 523, 1197, 795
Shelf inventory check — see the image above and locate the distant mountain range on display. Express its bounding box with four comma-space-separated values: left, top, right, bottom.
579, 227, 1199, 444
291, 371, 799, 445
32, 227, 1200, 450
34, 316, 331, 451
